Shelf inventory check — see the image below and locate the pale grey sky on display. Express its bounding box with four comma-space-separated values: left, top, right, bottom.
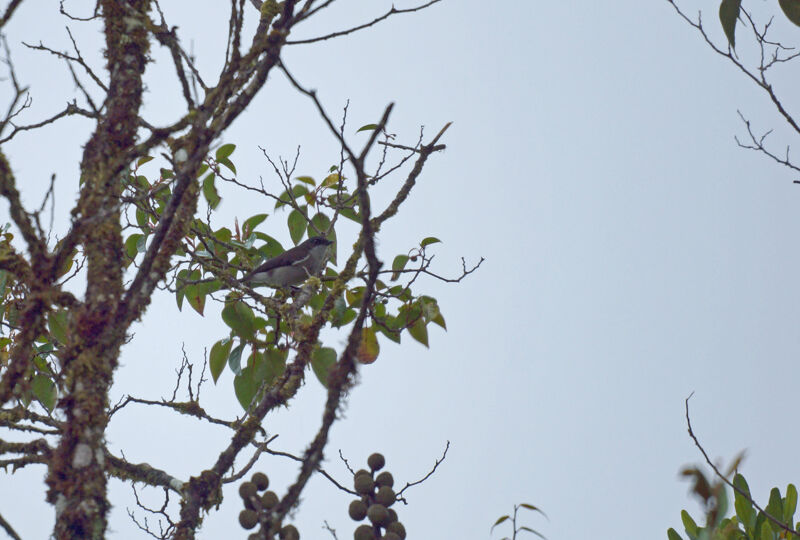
2, 1, 799, 539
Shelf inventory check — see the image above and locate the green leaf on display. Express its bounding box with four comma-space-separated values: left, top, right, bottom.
398, 302, 422, 328
391, 255, 409, 281
215, 143, 236, 160
228, 343, 245, 375
255, 235, 285, 260
311, 347, 337, 387
667, 529, 683, 540
519, 503, 547, 518
719, 0, 741, 48
491, 515, 510, 530
327, 193, 360, 223
32, 374, 56, 411
346, 287, 365, 308
56, 255, 75, 279
184, 285, 205, 315
713, 485, 728, 528
288, 208, 307, 245
310, 212, 331, 238
135, 208, 148, 228
356, 123, 379, 133
330, 296, 357, 328
785, 484, 797, 524
234, 364, 258, 409
766, 488, 784, 534
517, 526, 546, 540
136, 155, 154, 167
214, 227, 232, 244
262, 348, 287, 383
275, 185, 309, 209
209, 339, 232, 383
202, 172, 221, 209
180, 270, 202, 314
48, 310, 68, 345
125, 234, 143, 260
295, 175, 316, 186
357, 327, 380, 364
221, 300, 257, 339
432, 311, 447, 330
408, 318, 429, 347
136, 234, 147, 253
680, 510, 698, 539
336, 311, 357, 329
175, 269, 189, 310
218, 157, 236, 174
733, 474, 756, 532
420, 236, 441, 248
321, 172, 341, 188
375, 317, 402, 344
242, 213, 268, 236
419, 296, 442, 324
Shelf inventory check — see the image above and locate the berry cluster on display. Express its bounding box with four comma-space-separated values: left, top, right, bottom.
237, 472, 300, 540
349, 453, 406, 540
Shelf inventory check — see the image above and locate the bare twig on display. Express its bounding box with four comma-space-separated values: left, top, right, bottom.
0, 0, 22, 29
684, 394, 798, 537
288, 0, 442, 44
397, 440, 449, 498
0, 511, 22, 540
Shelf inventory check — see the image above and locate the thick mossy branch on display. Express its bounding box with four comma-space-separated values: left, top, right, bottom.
46, 2, 152, 539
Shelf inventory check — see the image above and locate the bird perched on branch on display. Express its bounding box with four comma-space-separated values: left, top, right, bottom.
241, 236, 332, 288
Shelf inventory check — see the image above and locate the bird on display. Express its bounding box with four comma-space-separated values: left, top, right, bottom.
241, 236, 333, 288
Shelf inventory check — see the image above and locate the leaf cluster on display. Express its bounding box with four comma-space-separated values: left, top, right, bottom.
118, 143, 448, 410
669, 471, 800, 540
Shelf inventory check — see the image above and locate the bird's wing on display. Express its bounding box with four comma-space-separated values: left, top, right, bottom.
243, 247, 311, 279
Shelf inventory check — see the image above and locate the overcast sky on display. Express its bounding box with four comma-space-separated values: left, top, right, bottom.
2, 1, 800, 539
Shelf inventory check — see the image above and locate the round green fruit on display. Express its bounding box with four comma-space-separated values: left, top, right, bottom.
239, 509, 259, 530
375, 472, 394, 488
386, 521, 406, 539
279, 524, 300, 540
239, 481, 258, 501
780, 0, 800, 27
353, 524, 376, 540
354, 473, 375, 495
367, 453, 385, 471
367, 504, 390, 527
349, 499, 368, 521
261, 490, 279, 509
251, 472, 269, 491
375, 486, 395, 507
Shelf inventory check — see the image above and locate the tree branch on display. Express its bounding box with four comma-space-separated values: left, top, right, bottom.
288, 0, 442, 44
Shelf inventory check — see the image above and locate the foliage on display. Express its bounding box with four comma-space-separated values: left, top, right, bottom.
122, 144, 451, 410
0, 2, 481, 539
717, 0, 800, 49
491, 502, 548, 540
669, 469, 800, 540
666, 1, 800, 537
